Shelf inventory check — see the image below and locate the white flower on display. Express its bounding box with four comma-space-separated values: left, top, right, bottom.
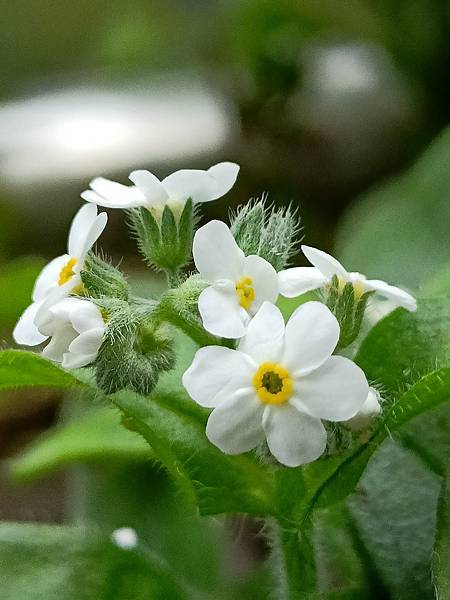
182, 301, 368, 467
344, 387, 382, 431
193, 220, 279, 338
13, 204, 107, 346
80, 162, 240, 212
38, 297, 105, 369
279, 245, 417, 312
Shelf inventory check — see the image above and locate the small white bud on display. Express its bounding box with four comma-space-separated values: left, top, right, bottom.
111, 527, 138, 550
344, 387, 382, 431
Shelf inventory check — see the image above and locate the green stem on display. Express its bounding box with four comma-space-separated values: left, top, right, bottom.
271, 519, 317, 599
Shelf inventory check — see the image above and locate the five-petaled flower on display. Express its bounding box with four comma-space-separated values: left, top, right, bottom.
183, 301, 369, 467
39, 297, 106, 369
279, 245, 417, 312
13, 204, 107, 346
193, 220, 279, 338
81, 162, 239, 214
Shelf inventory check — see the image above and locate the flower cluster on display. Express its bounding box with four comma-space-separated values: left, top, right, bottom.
14, 160, 415, 467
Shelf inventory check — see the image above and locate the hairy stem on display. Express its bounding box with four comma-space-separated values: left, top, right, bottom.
271, 519, 317, 599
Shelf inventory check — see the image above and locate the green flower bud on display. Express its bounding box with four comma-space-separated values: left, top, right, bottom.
230, 198, 301, 271
94, 298, 175, 396
325, 274, 374, 349
128, 199, 196, 282
80, 252, 129, 300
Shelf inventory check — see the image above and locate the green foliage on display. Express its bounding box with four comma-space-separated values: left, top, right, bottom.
433, 468, 450, 598
81, 253, 129, 300
349, 441, 441, 599
230, 199, 301, 271
0, 350, 84, 392
110, 388, 276, 517
0, 522, 182, 599
10, 408, 151, 482
336, 127, 450, 288
356, 297, 450, 394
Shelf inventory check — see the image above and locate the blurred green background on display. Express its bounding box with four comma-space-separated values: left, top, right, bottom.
0, 1, 449, 598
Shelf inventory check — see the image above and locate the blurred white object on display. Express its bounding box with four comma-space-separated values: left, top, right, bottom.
344, 387, 382, 431
0, 78, 237, 189
111, 527, 138, 550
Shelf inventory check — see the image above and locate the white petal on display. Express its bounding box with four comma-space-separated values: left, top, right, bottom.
162, 169, 217, 204
205, 162, 240, 202
242, 254, 279, 313
182, 346, 254, 408
302, 245, 348, 279
198, 282, 247, 339
363, 278, 417, 312
13, 302, 48, 346
42, 325, 77, 363
193, 220, 244, 281
262, 404, 327, 467
68, 205, 107, 259
238, 302, 285, 364
344, 387, 381, 431
32, 255, 68, 301
128, 170, 168, 207
68, 327, 104, 357
70, 300, 104, 333
206, 390, 264, 454
293, 356, 368, 422
81, 177, 146, 208
283, 301, 340, 375
278, 267, 326, 297
61, 352, 94, 369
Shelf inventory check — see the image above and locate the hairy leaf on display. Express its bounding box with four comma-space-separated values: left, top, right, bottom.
356, 297, 450, 395
0, 350, 84, 392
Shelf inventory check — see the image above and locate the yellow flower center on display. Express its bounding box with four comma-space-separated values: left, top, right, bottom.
235, 276, 255, 310
58, 257, 77, 286
253, 362, 293, 405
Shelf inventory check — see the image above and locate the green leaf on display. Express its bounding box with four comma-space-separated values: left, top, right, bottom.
336, 127, 450, 288
349, 441, 440, 599
110, 388, 276, 517
433, 467, 450, 597
355, 297, 450, 395
0, 522, 184, 599
0, 350, 84, 392
289, 368, 450, 522
10, 408, 151, 481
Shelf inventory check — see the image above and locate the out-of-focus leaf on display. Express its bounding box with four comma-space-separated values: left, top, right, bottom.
0, 257, 44, 328
433, 467, 450, 597
420, 262, 450, 296
349, 440, 440, 600
0, 522, 184, 599
336, 127, 450, 288
355, 297, 450, 395
0, 350, 84, 393
10, 408, 151, 481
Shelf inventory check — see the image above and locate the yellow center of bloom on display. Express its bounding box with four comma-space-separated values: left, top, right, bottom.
58, 258, 77, 286
235, 276, 255, 310
253, 362, 293, 405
